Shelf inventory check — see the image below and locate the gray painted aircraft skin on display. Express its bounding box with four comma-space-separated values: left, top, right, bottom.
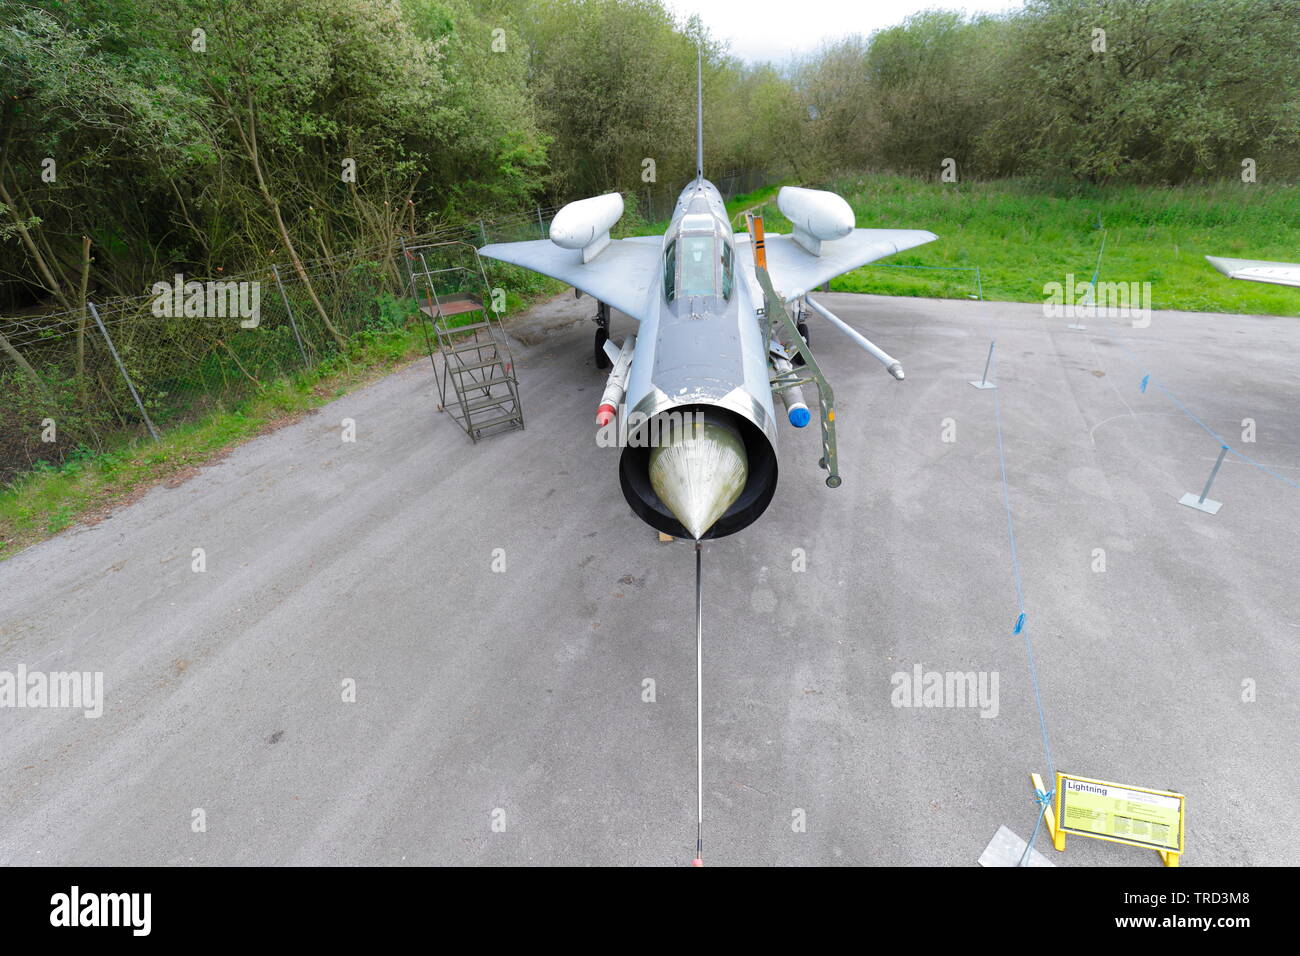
479, 177, 936, 540
1206, 255, 1300, 288
479, 172, 936, 539
479, 76, 935, 541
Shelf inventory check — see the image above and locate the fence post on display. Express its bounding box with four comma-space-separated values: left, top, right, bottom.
88, 300, 159, 441
1179, 445, 1229, 515
537, 206, 545, 238
271, 264, 310, 367
969, 340, 997, 389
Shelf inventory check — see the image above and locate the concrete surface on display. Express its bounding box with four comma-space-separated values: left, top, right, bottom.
1, 291, 1297, 866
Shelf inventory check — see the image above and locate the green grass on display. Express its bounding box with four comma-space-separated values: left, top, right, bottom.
625, 179, 793, 236
1, 268, 578, 560
750, 174, 1300, 316
723, 181, 793, 225
630, 173, 1299, 314
0, 323, 429, 560
8, 174, 1295, 558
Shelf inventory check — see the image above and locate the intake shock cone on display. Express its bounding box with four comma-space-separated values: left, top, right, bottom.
648, 412, 749, 540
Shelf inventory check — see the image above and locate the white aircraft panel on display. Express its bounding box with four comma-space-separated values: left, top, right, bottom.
479, 238, 662, 320
738, 228, 938, 297
1206, 255, 1300, 288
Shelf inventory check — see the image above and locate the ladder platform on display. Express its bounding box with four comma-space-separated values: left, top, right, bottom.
419, 294, 483, 319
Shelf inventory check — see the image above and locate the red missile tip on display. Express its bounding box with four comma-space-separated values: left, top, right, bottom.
691, 858, 704, 867
596, 404, 616, 427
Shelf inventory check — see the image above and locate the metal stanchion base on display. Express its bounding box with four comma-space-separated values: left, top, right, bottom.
969, 380, 997, 389
978, 825, 1055, 867
1178, 492, 1222, 515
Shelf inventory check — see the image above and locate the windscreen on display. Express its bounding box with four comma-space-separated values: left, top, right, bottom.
678, 235, 717, 297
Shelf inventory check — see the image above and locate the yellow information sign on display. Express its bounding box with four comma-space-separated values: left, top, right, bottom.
1028, 772, 1185, 865
1058, 773, 1184, 853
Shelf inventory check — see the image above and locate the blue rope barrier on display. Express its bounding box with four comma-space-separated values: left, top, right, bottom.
987, 344, 1059, 860
1101, 333, 1299, 492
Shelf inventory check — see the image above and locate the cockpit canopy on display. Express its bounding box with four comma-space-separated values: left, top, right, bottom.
664, 215, 734, 304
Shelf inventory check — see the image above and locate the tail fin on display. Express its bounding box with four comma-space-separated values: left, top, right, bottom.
695, 47, 703, 180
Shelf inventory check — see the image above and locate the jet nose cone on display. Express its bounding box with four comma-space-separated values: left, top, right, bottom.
648, 413, 749, 539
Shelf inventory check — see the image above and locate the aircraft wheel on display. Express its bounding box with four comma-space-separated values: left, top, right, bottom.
595, 327, 610, 369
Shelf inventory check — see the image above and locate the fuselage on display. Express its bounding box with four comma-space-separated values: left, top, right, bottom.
618, 179, 781, 539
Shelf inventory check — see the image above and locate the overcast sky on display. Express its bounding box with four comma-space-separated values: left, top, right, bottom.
666, 0, 1025, 64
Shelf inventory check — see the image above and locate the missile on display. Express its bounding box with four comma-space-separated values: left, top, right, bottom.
779, 388, 811, 427
781, 394, 811, 427
770, 350, 811, 428
596, 335, 636, 427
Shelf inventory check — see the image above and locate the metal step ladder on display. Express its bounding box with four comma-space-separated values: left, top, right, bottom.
401, 238, 524, 442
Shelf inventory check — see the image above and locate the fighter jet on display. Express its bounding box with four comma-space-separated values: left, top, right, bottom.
479, 60, 937, 543
478, 56, 935, 864
1206, 255, 1300, 288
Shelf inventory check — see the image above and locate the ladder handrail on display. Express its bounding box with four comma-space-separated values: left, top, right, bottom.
400, 237, 524, 441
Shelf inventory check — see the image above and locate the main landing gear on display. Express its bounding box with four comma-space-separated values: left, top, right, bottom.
594, 300, 611, 369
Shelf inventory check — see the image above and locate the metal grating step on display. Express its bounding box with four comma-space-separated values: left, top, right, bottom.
452, 373, 514, 390
444, 338, 498, 356
433, 319, 491, 334
467, 411, 524, 431
449, 357, 509, 374
458, 393, 516, 413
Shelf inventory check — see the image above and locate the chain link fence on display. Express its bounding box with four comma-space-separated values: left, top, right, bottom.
0, 169, 782, 485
